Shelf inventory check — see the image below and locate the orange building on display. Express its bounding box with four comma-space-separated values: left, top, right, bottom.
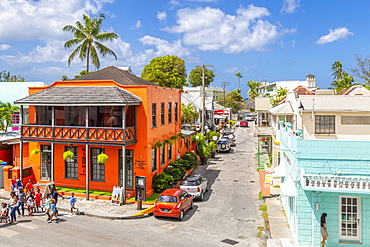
6, 66, 193, 199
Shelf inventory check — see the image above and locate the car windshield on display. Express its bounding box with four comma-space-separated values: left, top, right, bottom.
217, 140, 228, 144
247, 115, 253, 117
158, 196, 178, 203
181, 180, 197, 186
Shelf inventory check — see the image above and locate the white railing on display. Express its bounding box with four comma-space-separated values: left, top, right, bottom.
301, 170, 370, 192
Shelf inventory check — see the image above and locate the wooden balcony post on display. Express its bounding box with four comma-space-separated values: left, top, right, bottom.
19, 140, 23, 181
85, 144, 89, 200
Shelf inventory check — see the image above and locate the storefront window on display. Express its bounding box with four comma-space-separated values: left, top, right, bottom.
91, 148, 105, 181
152, 148, 157, 172
65, 146, 78, 179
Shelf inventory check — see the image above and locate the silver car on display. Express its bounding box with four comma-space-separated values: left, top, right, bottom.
179, 174, 209, 201
245, 114, 255, 121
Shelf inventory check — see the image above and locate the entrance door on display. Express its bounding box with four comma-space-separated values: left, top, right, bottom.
339, 196, 361, 242
41, 145, 51, 181
119, 149, 133, 188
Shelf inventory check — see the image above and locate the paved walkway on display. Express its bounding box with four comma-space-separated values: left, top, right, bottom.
0, 189, 153, 220
266, 197, 298, 247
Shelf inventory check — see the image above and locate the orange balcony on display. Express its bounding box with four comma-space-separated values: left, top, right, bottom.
21, 125, 136, 144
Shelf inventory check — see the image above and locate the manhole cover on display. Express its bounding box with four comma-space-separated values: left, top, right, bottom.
234, 179, 238, 182
221, 239, 239, 245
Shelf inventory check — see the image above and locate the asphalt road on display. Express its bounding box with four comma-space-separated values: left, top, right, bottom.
0, 123, 265, 247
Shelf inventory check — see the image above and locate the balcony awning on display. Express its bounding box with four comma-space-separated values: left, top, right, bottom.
281, 176, 296, 197
272, 164, 286, 177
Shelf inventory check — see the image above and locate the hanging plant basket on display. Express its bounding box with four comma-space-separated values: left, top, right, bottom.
31, 149, 40, 156
98, 153, 109, 164
153, 141, 164, 149
170, 135, 178, 141
177, 133, 184, 138
63, 150, 74, 160
164, 139, 173, 146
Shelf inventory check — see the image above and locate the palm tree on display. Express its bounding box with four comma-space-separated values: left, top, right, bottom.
63, 14, 119, 73
246, 80, 262, 99
331, 61, 343, 81
235, 72, 243, 89
181, 103, 199, 126
0, 102, 20, 132
331, 71, 354, 94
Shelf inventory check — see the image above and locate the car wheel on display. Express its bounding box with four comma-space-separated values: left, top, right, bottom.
154, 214, 158, 218
199, 191, 204, 201
190, 200, 194, 209
205, 185, 209, 192
178, 210, 184, 221
221, 144, 226, 149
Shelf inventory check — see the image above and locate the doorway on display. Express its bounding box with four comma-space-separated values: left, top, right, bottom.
119, 149, 133, 189
41, 145, 51, 181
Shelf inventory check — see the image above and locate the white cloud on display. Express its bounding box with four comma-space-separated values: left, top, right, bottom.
0, 44, 10, 50
169, 0, 180, 5
224, 67, 238, 74
164, 5, 295, 53
189, 0, 218, 2
157, 12, 167, 22
133, 20, 142, 29
315, 27, 354, 45
0, 0, 112, 41
281, 0, 300, 14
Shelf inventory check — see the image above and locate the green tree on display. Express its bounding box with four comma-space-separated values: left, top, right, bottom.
331, 61, 343, 81
351, 54, 370, 84
61, 75, 69, 81
246, 80, 262, 99
331, 71, 354, 94
181, 103, 199, 125
74, 70, 93, 79
224, 88, 244, 113
188, 67, 215, 87
0, 102, 20, 132
141, 55, 187, 88
0, 71, 25, 82
235, 71, 243, 89
273, 87, 288, 104
63, 14, 119, 73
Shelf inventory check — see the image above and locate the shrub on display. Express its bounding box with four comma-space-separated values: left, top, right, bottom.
165, 166, 186, 182
152, 173, 175, 193
182, 151, 197, 164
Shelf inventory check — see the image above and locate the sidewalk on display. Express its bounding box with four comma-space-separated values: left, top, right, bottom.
0, 189, 154, 220
266, 197, 297, 247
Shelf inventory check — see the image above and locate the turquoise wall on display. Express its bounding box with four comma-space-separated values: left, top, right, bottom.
279, 125, 370, 246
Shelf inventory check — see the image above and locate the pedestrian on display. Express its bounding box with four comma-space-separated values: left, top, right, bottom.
16, 179, 23, 188
25, 179, 33, 193
48, 199, 59, 223
44, 193, 51, 221
50, 187, 65, 206
68, 192, 78, 215
35, 189, 43, 213
26, 190, 35, 216
320, 213, 328, 247
9, 191, 18, 224
16, 187, 26, 217
10, 176, 17, 191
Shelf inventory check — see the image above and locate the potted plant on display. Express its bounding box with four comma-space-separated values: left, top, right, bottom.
164, 139, 173, 146
31, 148, 40, 156
63, 150, 74, 161
197, 142, 211, 165
208, 142, 217, 158
97, 153, 109, 164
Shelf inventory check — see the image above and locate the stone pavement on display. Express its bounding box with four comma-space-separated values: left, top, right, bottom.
266, 197, 298, 247
0, 189, 153, 220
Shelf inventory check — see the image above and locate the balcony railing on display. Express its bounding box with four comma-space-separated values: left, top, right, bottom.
21, 125, 136, 144
301, 170, 370, 193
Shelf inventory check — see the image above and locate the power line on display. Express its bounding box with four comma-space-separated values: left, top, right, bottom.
220, 81, 229, 105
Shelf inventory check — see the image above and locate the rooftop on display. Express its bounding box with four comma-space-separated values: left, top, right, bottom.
14, 86, 142, 106
299, 95, 370, 112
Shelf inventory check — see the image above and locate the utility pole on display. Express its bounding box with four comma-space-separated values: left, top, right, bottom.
220, 82, 229, 106
259, 78, 271, 97
195, 64, 212, 134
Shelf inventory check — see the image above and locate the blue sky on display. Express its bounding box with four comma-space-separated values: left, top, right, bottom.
0, 0, 368, 97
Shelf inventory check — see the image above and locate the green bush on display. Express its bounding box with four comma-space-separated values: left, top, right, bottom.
182, 151, 197, 164
152, 173, 175, 193
165, 166, 186, 182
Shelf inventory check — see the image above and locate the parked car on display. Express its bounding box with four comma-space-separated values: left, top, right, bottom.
239, 120, 249, 127
179, 174, 209, 201
153, 189, 194, 220
222, 133, 235, 147
216, 138, 232, 153
245, 114, 255, 121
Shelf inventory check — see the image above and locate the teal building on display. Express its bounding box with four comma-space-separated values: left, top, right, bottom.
279, 123, 370, 246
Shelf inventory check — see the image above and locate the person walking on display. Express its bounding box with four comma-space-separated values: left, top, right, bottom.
35, 189, 43, 213
320, 213, 328, 247
67, 192, 78, 215
50, 188, 65, 206
16, 187, 26, 217
48, 199, 59, 223
9, 192, 18, 224
25, 179, 33, 193
44, 193, 51, 221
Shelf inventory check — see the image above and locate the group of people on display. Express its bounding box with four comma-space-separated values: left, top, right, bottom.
5, 177, 79, 224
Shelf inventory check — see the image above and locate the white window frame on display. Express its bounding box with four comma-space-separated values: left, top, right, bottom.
339, 196, 361, 242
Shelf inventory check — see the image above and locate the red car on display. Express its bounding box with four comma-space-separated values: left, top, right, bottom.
239, 120, 249, 127
153, 188, 194, 220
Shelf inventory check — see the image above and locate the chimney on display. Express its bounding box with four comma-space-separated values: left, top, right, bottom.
306, 74, 316, 88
